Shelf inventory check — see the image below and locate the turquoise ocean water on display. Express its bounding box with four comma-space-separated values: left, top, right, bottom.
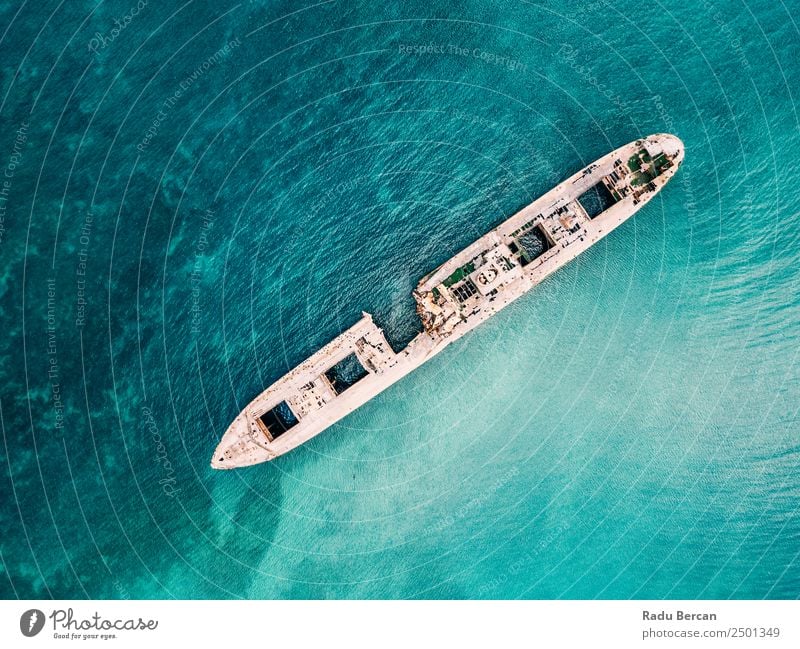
1, 0, 799, 599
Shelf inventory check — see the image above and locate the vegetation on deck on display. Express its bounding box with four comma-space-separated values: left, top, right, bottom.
628, 147, 671, 185
443, 261, 476, 287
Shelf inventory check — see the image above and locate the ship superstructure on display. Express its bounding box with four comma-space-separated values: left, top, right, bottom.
212, 134, 684, 468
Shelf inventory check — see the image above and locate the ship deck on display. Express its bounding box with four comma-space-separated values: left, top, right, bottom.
212, 134, 684, 468
413, 134, 684, 339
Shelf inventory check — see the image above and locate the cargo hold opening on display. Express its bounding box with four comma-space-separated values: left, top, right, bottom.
324, 353, 369, 395
257, 400, 298, 440
578, 182, 617, 219
517, 224, 554, 267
